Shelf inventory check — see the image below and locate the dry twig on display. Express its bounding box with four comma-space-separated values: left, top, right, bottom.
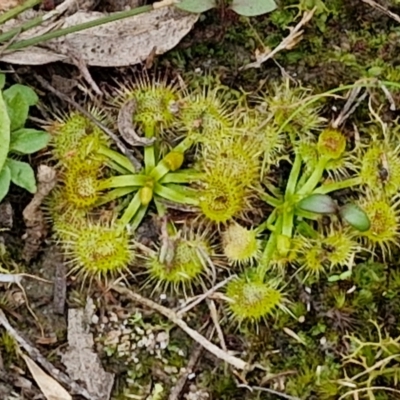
176, 275, 235, 317
207, 300, 227, 352
238, 384, 301, 400
110, 284, 248, 370
361, 0, 400, 24
331, 87, 368, 129
241, 8, 316, 70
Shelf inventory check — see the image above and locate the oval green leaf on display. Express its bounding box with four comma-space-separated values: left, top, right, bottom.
297, 194, 337, 215
176, 0, 216, 14
339, 203, 371, 232
230, 0, 277, 17
328, 274, 340, 283
0, 166, 11, 203
340, 270, 352, 280
0, 74, 5, 90
5, 91, 29, 131
0, 91, 10, 173
10, 128, 50, 155
6, 158, 37, 193
3, 84, 39, 106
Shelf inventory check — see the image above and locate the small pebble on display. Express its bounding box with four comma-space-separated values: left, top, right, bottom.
104, 330, 122, 346
108, 311, 118, 323
135, 327, 145, 335
117, 342, 131, 353
164, 366, 178, 374
121, 334, 130, 343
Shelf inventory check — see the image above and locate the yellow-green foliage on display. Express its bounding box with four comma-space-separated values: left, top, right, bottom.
49, 111, 109, 166
297, 229, 357, 281
317, 128, 347, 160
198, 169, 251, 223
145, 226, 212, 293
177, 87, 233, 139
44, 76, 400, 340
63, 159, 103, 210
115, 74, 179, 134
60, 219, 135, 282
221, 223, 261, 265
225, 269, 286, 323
358, 194, 400, 258
359, 140, 400, 196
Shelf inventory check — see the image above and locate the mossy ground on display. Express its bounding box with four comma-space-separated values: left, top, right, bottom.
2, 1, 400, 399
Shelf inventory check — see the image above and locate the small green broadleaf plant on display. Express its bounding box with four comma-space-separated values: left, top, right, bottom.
176, 0, 277, 17
0, 75, 50, 203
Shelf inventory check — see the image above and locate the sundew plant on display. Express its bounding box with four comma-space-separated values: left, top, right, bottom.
45, 76, 400, 326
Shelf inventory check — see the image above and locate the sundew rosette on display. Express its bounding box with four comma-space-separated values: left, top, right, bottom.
113, 74, 180, 136
221, 223, 261, 266
48, 109, 110, 166
225, 269, 288, 325
143, 227, 214, 295
60, 219, 135, 283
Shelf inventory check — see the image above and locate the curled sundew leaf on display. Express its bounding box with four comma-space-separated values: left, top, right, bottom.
340, 203, 371, 232
297, 194, 337, 215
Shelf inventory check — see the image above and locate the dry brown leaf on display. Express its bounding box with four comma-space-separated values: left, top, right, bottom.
0, 6, 198, 66
0, 0, 20, 12
22, 354, 72, 400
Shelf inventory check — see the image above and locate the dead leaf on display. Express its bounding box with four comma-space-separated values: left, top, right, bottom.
61, 302, 114, 400
0, 7, 198, 66
22, 354, 72, 400
0, 0, 19, 12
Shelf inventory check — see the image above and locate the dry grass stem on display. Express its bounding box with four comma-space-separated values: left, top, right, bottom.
110, 284, 248, 370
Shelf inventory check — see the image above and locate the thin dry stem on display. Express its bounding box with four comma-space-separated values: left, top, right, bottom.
238, 384, 301, 400
110, 284, 248, 370
207, 299, 227, 352
331, 87, 368, 129
361, 0, 400, 24
176, 275, 236, 316
241, 8, 316, 70
338, 386, 400, 400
